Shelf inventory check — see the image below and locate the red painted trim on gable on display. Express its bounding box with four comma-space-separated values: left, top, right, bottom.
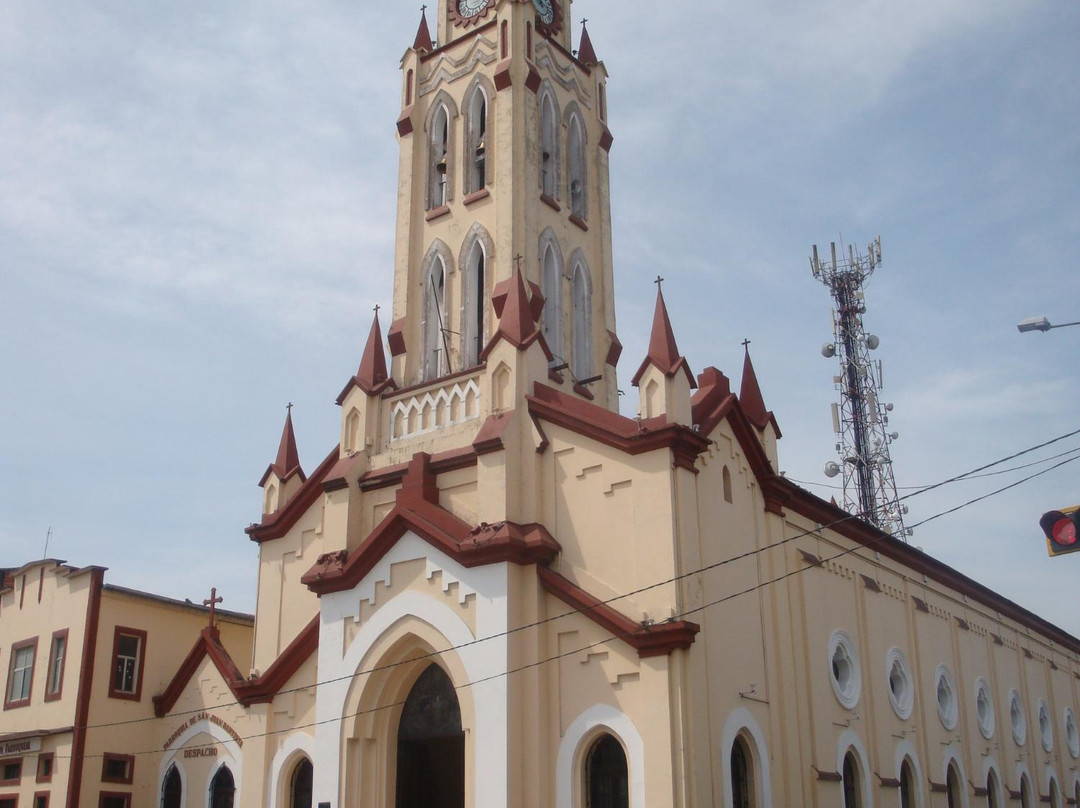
68, 567, 103, 808
537, 567, 699, 658
235, 616, 320, 705
302, 499, 559, 597
37, 568, 43, 603
153, 627, 246, 718
527, 383, 709, 470
247, 447, 340, 544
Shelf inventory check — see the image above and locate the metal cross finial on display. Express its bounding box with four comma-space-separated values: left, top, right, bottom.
421, 4, 427, 13
286, 402, 293, 414
203, 587, 224, 629
742, 339, 752, 350
374, 304, 380, 315
514, 254, 524, 273
654, 275, 664, 288
581, 18, 588, 26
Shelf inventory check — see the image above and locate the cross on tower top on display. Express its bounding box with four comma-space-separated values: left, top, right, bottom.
514, 254, 524, 273
286, 402, 293, 415
742, 339, 752, 349
203, 587, 224, 630
654, 275, 664, 288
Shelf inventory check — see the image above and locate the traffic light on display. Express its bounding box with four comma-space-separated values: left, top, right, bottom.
1040, 507, 1080, 557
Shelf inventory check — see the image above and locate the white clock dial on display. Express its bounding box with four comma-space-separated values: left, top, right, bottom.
457, 0, 491, 17
532, 0, 555, 25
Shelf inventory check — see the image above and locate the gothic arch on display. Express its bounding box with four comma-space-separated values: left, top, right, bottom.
568, 250, 592, 380
564, 103, 587, 219
160, 763, 184, 808
537, 81, 561, 198
1046, 768, 1063, 808
720, 708, 772, 808
420, 240, 455, 381
268, 733, 315, 808
836, 730, 871, 808
458, 223, 496, 369
425, 91, 459, 209
462, 74, 495, 195
539, 228, 564, 362
556, 704, 646, 808
892, 739, 924, 808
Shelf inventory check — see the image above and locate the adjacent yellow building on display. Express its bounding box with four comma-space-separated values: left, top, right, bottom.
7, 2, 1080, 807
0, 560, 252, 808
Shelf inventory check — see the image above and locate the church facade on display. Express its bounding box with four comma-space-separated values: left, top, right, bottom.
9, 2, 1080, 808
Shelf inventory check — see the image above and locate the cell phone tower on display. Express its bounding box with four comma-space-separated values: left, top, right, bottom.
810, 238, 910, 540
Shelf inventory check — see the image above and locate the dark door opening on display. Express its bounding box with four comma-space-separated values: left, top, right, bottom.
395, 664, 465, 808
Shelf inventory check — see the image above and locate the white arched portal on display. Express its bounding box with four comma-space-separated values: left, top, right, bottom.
556, 703, 646, 808
267, 733, 315, 808
720, 707, 773, 808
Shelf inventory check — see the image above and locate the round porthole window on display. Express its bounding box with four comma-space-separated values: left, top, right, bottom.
1010, 690, 1027, 746
886, 648, 914, 720
935, 664, 958, 730
828, 630, 861, 709
975, 677, 995, 739
1065, 708, 1079, 759
1039, 700, 1053, 752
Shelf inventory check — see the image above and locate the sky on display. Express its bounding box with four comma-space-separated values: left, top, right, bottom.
1, 1, 1078, 633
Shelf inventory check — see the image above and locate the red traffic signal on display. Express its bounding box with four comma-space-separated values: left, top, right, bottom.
1041, 508, 1080, 557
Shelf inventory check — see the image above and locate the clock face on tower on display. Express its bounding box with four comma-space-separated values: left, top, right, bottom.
450, 0, 494, 27
531, 0, 563, 36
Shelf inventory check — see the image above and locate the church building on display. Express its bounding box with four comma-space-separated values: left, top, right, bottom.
8, 2, 1080, 808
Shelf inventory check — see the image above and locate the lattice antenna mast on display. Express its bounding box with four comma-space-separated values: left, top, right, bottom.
810, 238, 910, 540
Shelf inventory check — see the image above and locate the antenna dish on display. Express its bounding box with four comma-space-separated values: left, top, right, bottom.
866, 334, 880, 350
824, 461, 841, 478
821, 343, 836, 358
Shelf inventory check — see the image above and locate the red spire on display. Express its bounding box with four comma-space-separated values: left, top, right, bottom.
577, 23, 598, 66
481, 265, 551, 360
412, 8, 434, 53
739, 343, 770, 430
631, 284, 695, 387
356, 309, 389, 393
259, 406, 305, 487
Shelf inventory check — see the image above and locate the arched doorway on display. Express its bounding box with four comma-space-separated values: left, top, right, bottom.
842, 751, 861, 808
210, 765, 235, 808
730, 735, 753, 808
160, 764, 181, 808
290, 758, 313, 808
395, 664, 464, 808
586, 734, 629, 808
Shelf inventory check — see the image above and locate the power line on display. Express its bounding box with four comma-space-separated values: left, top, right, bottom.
46, 428, 1080, 751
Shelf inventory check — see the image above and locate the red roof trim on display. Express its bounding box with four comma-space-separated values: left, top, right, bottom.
247, 447, 340, 543
234, 616, 320, 705
537, 567, 699, 658
527, 383, 709, 471
153, 627, 246, 718
358, 446, 478, 493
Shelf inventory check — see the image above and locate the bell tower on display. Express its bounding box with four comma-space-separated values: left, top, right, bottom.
387, 0, 620, 410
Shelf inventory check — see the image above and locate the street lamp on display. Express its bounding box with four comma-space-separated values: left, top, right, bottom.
1017, 316, 1080, 333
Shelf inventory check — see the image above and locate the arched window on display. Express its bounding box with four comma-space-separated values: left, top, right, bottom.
567, 114, 586, 220
730, 735, 754, 808
722, 466, 733, 503
422, 257, 448, 381
842, 751, 861, 808
1020, 774, 1033, 808
160, 764, 181, 808
946, 762, 962, 808
462, 240, 486, 368
290, 758, 312, 808
585, 734, 628, 808
541, 241, 562, 362
539, 92, 559, 199
571, 262, 591, 380
428, 105, 450, 209
464, 86, 488, 194
396, 664, 464, 808
1073, 782, 1079, 808
1050, 778, 1061, 808
210, 765, 235, 808
899, 758, 916, 808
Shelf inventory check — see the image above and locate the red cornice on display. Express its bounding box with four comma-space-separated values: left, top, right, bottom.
537, 567, 699, 658
234, 616, 320, 705
247, 447, 340, 544
153, 627, 246, 718
526, 383, 709, 471
358, 446, 478, 493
